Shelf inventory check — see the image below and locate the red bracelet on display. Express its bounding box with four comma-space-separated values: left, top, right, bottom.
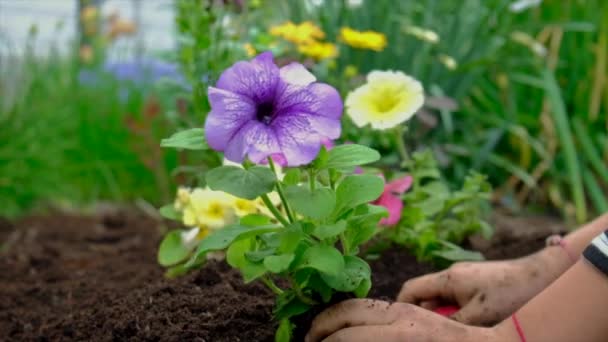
511, 314, 527, 342
546, 234, 578, 264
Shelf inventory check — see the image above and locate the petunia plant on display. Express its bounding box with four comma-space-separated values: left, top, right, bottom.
157, 52, 388, 341
343, 69, 493, 264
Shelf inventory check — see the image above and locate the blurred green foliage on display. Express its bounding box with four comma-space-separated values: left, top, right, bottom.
256, 0, 608, 223
0, 34, 178, 217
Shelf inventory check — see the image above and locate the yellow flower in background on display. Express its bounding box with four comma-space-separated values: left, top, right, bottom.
270, 21, 325, 45
80, 5, 98, 22
298, 41, 338, 60
339, 27, 387, 51
346, 70, 424, 130
244, 43, 257, 57
343, 65, 359, 78
182, 188, 235, 229
403, 25, 439, 44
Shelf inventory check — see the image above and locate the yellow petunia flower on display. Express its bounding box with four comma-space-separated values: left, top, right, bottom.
345, 70, 424, 130
232, 197, 260, 217
180, 226, 210, 250
339, 27, 387, 52
298, 41, 338, 60
174, 187, 191, 211
182, 188, 236, 229
270, 21, 325, 45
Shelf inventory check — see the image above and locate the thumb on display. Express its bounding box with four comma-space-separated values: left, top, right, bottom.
397, 271, 453, 304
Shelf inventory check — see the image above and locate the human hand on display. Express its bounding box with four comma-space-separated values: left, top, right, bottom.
397, 247, 569, 325
305, 299, 495, 342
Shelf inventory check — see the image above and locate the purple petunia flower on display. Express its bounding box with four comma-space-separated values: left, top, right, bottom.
204, 52, 343, 166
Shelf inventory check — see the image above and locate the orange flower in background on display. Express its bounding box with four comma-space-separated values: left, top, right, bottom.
270, 21, 325, 45
108, 19, 137, 39
339, 27, 387, 51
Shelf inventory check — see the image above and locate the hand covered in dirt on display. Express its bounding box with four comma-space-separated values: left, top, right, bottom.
305, 299, 494, 342
397, 247, 569, 325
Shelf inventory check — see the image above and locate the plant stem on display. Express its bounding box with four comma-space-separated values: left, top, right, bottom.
309, 168, 316, 191
267, 157, 296, 223
328, 169, 336, 190
291, 279, 317, 305
261, 194, 290, 227
340, 233, 350, 255
395, 125, 410, 165
261, 276, 284, 295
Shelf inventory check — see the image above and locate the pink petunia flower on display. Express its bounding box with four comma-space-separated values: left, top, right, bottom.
373, 175, 413, 226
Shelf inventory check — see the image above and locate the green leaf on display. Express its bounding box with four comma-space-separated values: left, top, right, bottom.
245, 249, 276, 262
282, 169, 301, 186
158, 204, 181, 221
335, 175, 384, 215
240, 214, 272, 226
344, 205, 387, 250
325, 144, 381, 169
284, 185, 336, 219
160, 128, 207, 150
164, 263, 191, 278
158, 230, 191, 267
278, 224, 305, 253
298, 245, 344, 276
354, 277, 372, 298
264, 254, 295, 273
275, 319, 294, 342
321, 256, 370, 292
433, 243, 485, 262
313, 220, 347, 240
227, 238, 267, 282
206, 166, 276, 200
306, 272, 334, 303
274, 292, 311, 320
188, 224, 280, 265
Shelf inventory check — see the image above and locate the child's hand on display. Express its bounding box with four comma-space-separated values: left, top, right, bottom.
397, 247, 570, 325
305, 299, 494, 342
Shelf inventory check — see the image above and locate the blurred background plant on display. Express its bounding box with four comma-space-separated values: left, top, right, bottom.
251, 0, 608, 224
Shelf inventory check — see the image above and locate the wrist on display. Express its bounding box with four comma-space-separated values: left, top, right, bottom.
535, 244, 573, 279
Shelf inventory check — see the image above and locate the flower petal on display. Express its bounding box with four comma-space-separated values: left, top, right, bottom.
216, 52, 279, 103
386, 175, 413, 194
280, 62, 316, 86
375, 193, 403, 226
205, 87, 256, 151
274, 82, 343, 120
224, 120, 282, 164
271, 114, 322, 166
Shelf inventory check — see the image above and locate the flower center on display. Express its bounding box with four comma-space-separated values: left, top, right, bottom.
374, 90, 400, 113
256, 102, 275, 125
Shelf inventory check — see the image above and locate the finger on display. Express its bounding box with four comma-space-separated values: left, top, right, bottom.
449, 296, 486, 325
321, 325, 403, 342
306, 299, 407, 342
396, 271, 452, 303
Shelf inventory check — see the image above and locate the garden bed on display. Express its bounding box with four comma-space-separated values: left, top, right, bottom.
0, 210, 565, 341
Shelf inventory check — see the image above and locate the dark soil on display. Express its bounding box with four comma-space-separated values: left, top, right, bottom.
0, 210, 563, 341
